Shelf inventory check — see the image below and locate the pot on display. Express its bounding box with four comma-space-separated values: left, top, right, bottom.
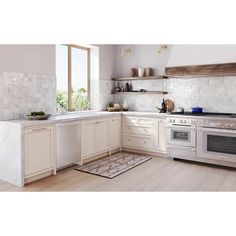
191, 107, 203, 113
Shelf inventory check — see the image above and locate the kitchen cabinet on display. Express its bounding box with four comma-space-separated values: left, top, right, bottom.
81, 118, 109, 161
109, 117, 121, 149
123, 116, 155, 151
24, 125, 55, 178
156, 119, 167, 153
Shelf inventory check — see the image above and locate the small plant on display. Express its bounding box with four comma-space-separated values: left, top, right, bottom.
107, 102, 114, 107
56, 91, 68, 110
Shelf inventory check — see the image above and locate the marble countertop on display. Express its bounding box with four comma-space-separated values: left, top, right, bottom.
1, 111, 166, 127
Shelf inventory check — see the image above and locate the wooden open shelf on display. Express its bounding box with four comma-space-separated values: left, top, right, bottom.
165, 62, 236, 77
112, 76, 168, 81
113, 91, 168, 95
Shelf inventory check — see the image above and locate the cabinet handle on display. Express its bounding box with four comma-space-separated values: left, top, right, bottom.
128, 138, 131, 141
32, 128, 48, 132
144, 141, 147, 144
128, 127, 131, 129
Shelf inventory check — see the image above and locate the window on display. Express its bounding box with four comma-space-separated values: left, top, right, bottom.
56, 44, 90, 111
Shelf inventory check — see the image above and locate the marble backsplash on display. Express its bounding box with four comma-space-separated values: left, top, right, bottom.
0, 72, 56, 120
108, 76, 236, 113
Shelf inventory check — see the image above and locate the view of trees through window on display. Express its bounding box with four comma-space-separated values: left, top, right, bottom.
56, 44, 90, 111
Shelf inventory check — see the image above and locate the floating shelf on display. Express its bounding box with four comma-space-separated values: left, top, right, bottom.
112, 76, 168, 81
113, 91, 168, 95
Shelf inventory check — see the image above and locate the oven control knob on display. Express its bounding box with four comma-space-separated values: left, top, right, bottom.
180, 120, 183, 123
183, 120, 186, 124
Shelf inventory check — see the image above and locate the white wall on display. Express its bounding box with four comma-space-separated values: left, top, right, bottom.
114, 44, 172, 77
108, 44, 236, 113
98, 44, 116, 80
167, 45, 236, 67
96, 45, 116, 110
0, 44, 55, 75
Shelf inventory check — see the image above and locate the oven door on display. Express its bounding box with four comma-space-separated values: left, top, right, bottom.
197, 127, 236, 163
167, 125, 196, 147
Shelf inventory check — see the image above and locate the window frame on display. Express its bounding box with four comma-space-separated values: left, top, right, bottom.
65, 44, 91, 111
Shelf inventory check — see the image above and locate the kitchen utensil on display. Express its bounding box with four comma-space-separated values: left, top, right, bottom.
138, 68, 145, 77
165, 99, 175, 113
191, 107, 203, 113
27, 114, 51, 120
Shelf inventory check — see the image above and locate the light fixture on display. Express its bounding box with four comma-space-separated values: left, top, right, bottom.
121, 47, 132, 57
158, 44, 168, 54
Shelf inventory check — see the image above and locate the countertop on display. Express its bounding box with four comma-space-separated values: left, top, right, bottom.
1, 111, 166, 127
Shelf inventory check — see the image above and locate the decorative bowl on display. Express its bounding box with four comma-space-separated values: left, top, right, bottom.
27, 114, 51, 120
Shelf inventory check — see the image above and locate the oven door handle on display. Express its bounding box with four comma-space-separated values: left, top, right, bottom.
198, 127, 236, 134
167, 126, 196, 131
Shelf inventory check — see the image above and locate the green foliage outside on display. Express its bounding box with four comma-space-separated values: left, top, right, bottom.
56, 88, 90, 111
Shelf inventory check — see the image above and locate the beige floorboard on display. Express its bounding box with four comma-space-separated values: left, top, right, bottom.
1, 155, 236, 192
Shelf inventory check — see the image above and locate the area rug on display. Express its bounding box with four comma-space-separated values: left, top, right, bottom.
75, 152, 152, 179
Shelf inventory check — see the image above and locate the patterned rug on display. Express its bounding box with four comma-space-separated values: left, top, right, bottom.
75, 152, 152, 179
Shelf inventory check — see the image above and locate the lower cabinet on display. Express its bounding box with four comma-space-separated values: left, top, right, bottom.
123, 116, 167, 154
109, 117, 121, 149
81, 118, 109, 160
123, 135, 154, 150
156, 119, 167, 153
123, 116, 155, 151
24, 125, 55, 178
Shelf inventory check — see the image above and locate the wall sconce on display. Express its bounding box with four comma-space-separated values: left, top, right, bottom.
158, 44, 168, 54
121, 47, 132, 57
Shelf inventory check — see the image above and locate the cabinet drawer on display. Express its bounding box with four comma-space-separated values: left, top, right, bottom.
123, 116, 138, 124
123, 135, 154, 150
123, 116, 154, 125
138, 118, 154, 125
124, 124, 154, 136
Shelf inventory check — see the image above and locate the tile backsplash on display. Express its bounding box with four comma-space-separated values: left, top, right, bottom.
0, 72, 56, 120
110, 76, 236, 113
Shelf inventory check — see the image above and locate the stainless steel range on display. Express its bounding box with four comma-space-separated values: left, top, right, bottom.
166, 112, 236, 168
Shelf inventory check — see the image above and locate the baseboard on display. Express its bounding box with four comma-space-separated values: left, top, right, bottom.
24, 170, 53, 185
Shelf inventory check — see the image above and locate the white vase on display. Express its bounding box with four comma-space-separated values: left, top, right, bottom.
138, 68, 145, 77
122, 100, 128, 111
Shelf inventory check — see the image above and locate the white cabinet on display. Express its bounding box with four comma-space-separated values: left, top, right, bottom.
109, 117, 121, 149
123, 116, 155, 151
81, 118, 109, 160
24, 125, 55, 177
156, 119, 167, 153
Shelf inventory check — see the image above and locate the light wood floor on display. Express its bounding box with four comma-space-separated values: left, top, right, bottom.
1, 155, 236, 191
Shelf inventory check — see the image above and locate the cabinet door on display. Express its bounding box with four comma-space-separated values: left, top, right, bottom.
25, 126, 55, 177
95, 120, 109, 153
156, 119, 167, 153
110, 117, 121, 149
81, 122, 95, 157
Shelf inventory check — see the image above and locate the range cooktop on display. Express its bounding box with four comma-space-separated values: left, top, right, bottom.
170, 112, 236, 118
